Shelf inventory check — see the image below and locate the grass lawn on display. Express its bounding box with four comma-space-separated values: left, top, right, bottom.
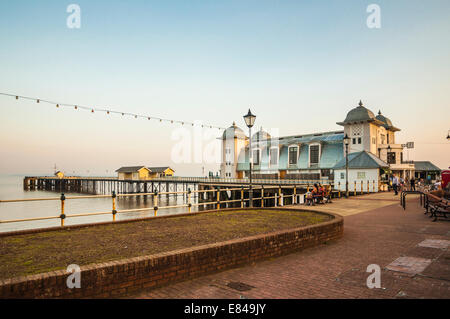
0, 209, 331, 279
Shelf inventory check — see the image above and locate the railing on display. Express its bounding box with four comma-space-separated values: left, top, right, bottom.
25, 175, 334, 186
334, 180, 380, 195
0, 185, 319, 229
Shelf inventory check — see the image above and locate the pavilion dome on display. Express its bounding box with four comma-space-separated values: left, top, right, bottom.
252, 127, 271, 141
376, 110, 394, 129
222, 122, 246, 140
338, 100, 376, 125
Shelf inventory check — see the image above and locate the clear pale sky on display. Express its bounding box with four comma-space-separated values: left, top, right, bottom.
0, 0, 449, 176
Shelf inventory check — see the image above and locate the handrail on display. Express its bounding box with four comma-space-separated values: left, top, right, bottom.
24, 175, 335, 186
1, 185, 310, 228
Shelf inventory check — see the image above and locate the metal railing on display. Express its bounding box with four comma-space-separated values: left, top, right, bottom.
24, 175, 334, 186
1, 184, 325, 229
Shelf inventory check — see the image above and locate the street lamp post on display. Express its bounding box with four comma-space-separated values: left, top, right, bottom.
344, 134, 350, 198
243, 109, 256, 207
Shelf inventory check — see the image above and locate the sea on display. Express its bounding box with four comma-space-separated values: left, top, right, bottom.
0, 174, 200, 233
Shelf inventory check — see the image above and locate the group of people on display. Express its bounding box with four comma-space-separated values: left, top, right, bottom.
390, 174, 414, 195
390, 174, 443, 195
305, 183, 330, 205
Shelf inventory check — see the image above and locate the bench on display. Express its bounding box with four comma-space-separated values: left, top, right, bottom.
424, 193, 450, 222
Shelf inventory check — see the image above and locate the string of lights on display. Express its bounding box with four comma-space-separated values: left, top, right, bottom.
0, 92, 226, 130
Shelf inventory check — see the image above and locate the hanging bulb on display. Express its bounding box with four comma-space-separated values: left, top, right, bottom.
91, 109, 94, 113
56, 104, 59, 108
15, 96, 18, 100
160, 119, 162, 122
148, 117, 151, 120
36, 99, 40, 103
74, 105, 78, 110
107, 111, 110, 114
121, 113, 124, 116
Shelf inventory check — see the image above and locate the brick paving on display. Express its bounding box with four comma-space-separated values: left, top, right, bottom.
130, 195, 450, 299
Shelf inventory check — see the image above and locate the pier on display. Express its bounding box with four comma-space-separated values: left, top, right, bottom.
22, 175, 341, 209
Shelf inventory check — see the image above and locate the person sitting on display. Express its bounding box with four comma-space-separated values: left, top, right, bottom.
305, 191, 314, 206
306, 184, 319, 205
323, 185, 332, 203
316, 184, 325, 204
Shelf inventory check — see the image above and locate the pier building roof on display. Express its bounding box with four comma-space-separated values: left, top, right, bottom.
147, 167, 175, 173
333, 151, 389, 169
336, 100, 384, 126
413, 161, 441, 172
115, 166, 148, 173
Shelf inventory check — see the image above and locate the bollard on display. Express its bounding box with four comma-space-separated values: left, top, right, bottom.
153, 191, 158, 216
60, 193, 66, 227
216, 187, 220, 210
241, 187, 244, 208
373, 180, 375, 192
187, 188, 192, 213
293, 185, 297, 205
354, 181, 356, 196
279, 186, 282, 206
112, 191, 117, 221
338, 182, 341, 198
261, 186, 264, 207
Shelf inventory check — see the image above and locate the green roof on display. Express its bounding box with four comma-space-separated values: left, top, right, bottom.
334, 151, 389, 169
414, 161, 441, 172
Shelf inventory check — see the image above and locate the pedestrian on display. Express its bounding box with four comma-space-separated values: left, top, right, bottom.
410, 177, 415, 191
392, 174, 399, 195
434, 180, 441, 191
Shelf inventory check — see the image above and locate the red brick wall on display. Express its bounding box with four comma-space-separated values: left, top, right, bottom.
0, 209, 343, 298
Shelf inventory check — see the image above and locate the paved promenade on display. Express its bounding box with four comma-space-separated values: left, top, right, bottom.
131, 193, 450, 299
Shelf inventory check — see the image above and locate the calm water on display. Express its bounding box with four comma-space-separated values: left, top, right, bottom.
0, 174, 200, 233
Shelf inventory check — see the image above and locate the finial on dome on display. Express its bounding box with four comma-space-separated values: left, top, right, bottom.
378, 110, 381, 115
232, 121, 236, 126
359, 100, 363, 107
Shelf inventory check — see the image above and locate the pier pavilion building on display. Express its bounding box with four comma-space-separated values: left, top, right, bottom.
220, 101, 441, 192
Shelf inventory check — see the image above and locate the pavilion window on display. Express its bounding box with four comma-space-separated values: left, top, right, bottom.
387, 152, 396, 164
253, 149, 260, 165
270, 148, 278, 165
289, 146, 298, 165
309, 145, 320, 166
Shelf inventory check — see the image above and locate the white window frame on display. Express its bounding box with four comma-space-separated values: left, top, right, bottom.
357, 171, 366, 179
269, 147, 279, 167
252, 148, 261, 165
288, 145, 299, 166
308, 143, 321, 167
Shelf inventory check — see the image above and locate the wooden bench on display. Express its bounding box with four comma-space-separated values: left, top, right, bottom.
425, 193, 450, 222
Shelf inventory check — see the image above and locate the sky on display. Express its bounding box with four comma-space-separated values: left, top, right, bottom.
0, 0, 449, 176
